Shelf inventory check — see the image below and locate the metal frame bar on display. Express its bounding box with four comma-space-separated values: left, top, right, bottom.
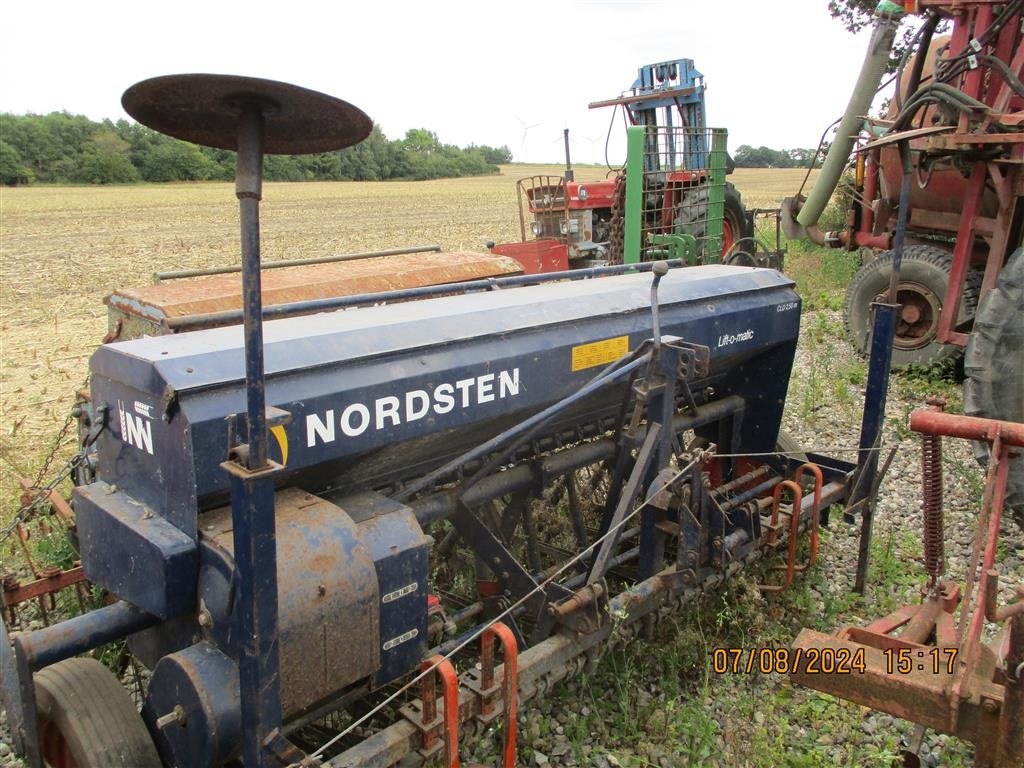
165, 258, 688, 332
225, 103, 286, 768
153, 244, 443, 282
623, 126, 645, 264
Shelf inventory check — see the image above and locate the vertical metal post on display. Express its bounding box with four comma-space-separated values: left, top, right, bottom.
236, 105, 269, 471
562, 128, 574, 182
3, 624, 40, 768
850, 302, 896, 595
705, 129, 727, 262
1001, 612, 1024, 765
851, 139, 911, 594
228, 470, 282, 767
640, 264, 676, 581
225, 103, 284, 768
623, 125, 645, 264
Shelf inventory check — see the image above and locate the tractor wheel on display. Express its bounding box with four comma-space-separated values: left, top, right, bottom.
34, 657, 160, 768
843, 245, 981, 368
963, 246, 1024, 530
675, 182, 752, 264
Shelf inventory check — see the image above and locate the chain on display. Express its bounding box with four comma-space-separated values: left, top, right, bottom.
607, 172, 626, 265
3, 376, 91, 543
31, 403, 78, 490
2, 453, 86, 543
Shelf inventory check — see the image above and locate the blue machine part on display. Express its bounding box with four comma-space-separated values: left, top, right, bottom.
628, 59, 708, 169
74, 484, 197, 619
142, 642, 240, 768
334, 491, 431, 686
629, 59, 705, 117
139, 491, 430, 768
76, 266, 799, 616
194, 488, 415, 716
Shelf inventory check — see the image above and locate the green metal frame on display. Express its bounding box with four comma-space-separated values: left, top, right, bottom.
622, 124, 729, 265
623, 126, 644, 265
647, 233, 697, 264
705, 128, 727, 263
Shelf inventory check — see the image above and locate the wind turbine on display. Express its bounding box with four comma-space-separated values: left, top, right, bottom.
513, 112, 542, 163
561, 132, 607, 166
584, 134, 605, 165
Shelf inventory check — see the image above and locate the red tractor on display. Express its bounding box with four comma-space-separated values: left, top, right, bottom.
491, 59, 757, 273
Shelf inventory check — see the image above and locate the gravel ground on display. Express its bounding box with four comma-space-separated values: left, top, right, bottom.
2, 308, 1021, 768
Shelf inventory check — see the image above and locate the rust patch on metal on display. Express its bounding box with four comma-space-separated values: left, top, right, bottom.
202, 487, 379, 717
106, 252, 522, 323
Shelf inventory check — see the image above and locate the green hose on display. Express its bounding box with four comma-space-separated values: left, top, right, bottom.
796, 1, 905, 229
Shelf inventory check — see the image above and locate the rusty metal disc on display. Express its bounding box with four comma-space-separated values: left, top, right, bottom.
121, 74, 372, 155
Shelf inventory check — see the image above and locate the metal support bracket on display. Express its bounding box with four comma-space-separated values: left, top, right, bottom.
401, 655, 460, 763
647, 233, 697, 264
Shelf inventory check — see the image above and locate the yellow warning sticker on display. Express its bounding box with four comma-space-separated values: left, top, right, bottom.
571, 335, 629, 372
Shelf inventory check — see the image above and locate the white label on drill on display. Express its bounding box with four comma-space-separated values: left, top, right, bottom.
383, 628, 419, 651
382, 582, 419, 603
305, 367, 521, 447
716, 329, 754, 348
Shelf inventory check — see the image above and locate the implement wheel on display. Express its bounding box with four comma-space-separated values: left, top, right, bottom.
963, 246, 1024, 530
843, 245, 980, 369
675, 182, 752, 263
34, 657, 160, 768
776, 429, 808, 463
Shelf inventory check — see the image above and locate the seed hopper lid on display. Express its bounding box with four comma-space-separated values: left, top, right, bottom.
121, 73, 372, 154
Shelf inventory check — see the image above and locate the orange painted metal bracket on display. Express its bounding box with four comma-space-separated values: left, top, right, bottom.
401, 654, 461, 767
481, 623, 518, 768
793, 463, 824, 573
758, 480, 804, 594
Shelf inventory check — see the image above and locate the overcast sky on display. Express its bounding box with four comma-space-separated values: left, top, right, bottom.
0, 0, 887, 165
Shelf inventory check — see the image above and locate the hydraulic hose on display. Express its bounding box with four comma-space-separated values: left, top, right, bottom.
896, 11, 940, 111
795, 1, 905, 231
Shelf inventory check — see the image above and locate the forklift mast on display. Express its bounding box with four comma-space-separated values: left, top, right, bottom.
589, 59, 709, 172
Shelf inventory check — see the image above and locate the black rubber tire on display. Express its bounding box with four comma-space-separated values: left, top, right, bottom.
963, 246, 1024, 530
675, 182, 753, 264
776, 429, 809, 463
843, 244, 981, 369
34, 657, 160, 768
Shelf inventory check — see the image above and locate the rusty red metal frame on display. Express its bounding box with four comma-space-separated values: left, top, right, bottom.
758, 480, 805, 594
793, 463, 824, 573
479, 623, 518, 768
791, 408, 1024, 767
413, 655, 460, 766
843, 2, 1024, 349
3, 480, 88, 628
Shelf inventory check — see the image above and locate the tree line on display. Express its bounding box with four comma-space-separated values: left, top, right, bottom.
0, 112, 513, 186
733, 145, 819, 169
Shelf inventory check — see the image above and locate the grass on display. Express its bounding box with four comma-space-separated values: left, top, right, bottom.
784, 238, 862, 312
